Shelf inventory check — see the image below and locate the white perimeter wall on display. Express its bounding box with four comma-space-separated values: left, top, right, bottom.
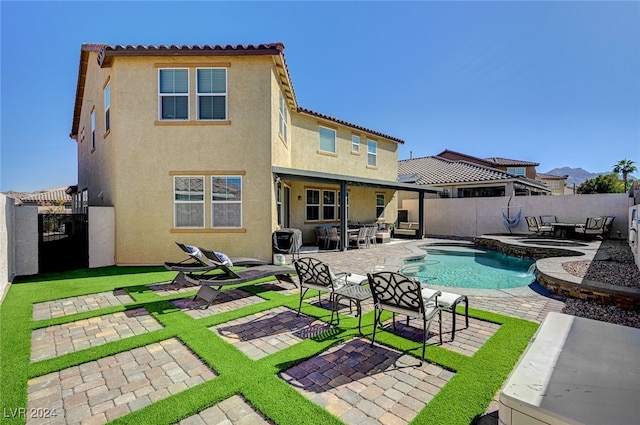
89, 207, 115, 268
1, 203, 115, 306
402, 194, 633, 239
1, 195, 38, 304
1, 194, 13, 303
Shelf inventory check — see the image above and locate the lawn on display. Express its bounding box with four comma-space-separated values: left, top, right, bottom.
0, 267, 538, 425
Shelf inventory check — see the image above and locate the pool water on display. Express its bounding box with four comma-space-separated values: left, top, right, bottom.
400, 244, 536, 290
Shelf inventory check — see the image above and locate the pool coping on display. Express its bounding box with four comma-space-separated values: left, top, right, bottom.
476, 236, 640, 309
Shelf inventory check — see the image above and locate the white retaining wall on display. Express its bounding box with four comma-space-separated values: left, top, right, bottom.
402, 194, 633, 239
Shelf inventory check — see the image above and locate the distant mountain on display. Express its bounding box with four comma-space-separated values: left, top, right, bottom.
545, 167, 637, 187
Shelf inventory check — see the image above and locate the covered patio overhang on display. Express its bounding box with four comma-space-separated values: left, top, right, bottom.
272, 166, 440, 250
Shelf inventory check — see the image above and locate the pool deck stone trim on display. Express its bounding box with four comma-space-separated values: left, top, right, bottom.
475, 235, 640, 310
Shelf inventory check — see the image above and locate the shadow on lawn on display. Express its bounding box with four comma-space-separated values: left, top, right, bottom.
13, 265, 168, 283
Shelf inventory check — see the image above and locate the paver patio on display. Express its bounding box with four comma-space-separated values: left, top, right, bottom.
280, 337, 454, 425
32, 290, 133, 321
26, 338, 216, 425
8, 238, 575, 425
31, 308, 163, 361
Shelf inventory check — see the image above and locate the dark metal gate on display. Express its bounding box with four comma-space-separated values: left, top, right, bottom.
38, 213, 88, 272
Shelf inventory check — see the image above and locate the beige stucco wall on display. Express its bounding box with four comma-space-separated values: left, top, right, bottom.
76, 50, 402, 265
403, 194, 632, 238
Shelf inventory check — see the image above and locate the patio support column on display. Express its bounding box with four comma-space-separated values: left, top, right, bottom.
339, 181, 348, 251
418, 189, 425, 239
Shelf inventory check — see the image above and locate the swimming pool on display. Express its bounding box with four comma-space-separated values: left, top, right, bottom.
400, 243, 536, 290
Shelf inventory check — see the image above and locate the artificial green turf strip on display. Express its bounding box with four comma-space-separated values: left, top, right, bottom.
0, 267, 539, 425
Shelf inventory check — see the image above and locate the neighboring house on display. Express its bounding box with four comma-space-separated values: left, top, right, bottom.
10, 187, 72, 213
536, 173, 569, 196
70, 42, 434, 265
437, 149, 540, 179
398, 156, 550, 198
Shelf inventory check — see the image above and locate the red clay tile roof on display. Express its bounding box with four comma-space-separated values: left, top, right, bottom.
436, 149, 540, 167
97, 43, 286, 66
298, 108, 404, 144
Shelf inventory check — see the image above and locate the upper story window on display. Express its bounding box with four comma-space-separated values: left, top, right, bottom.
367, 140, 377, 167
159, 69, 189, 120
352, 135, 360, 153
174, 176, 204, 228
104, 83, 110, 132
211, 176, 242, 228
319, 126, 336, 154
508, 167, 525, 176
197, 68, 227, 120
279, 92, 289, 142
91, 110, 96, 150
548, 181, 560, 189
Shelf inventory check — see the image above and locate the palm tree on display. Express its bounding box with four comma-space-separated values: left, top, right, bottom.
612, 159, 637, 191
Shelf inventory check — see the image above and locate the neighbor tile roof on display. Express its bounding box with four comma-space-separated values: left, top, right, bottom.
20, 187, 72, 203
484, 156, 539, 166
536, 173, 568, 180
398, 156, 548, 190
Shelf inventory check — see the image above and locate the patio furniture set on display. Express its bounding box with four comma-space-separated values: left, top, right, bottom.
293, 257, 469, 362
525, 215, 615, 239
315, 224, 381, 250
165, 243, 469, 362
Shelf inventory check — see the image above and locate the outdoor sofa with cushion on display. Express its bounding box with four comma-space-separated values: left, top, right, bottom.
394, 222, 420, 237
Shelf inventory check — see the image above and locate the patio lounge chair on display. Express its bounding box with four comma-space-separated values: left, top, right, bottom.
293, 257, 349, 316
574, 217, 606, 239
164, 242, 267, 287
539, 215, 557, 226
525, 216, 553, 237
192, 264, 295, 308
368, 271, 442, 363
420, 287, 468, 341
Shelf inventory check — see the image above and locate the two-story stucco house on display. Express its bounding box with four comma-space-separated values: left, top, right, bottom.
70, 43, 431, 265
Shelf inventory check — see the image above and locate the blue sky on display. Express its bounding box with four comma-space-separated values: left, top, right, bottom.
1, 1, 639, 192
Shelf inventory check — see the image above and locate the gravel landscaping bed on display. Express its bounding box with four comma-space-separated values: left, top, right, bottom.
561, 239, 640, 328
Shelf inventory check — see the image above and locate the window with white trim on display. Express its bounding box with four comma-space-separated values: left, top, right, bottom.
319, 126, 336, 153
159, 69, 189, 120
306, 189, 320, 221
507, 167, 525, 176
91, 110, 96, 150
352, 135, 360, 152
211, 176, 242, 228
548, 181, 560, 189
197, 68, 227, 120
376, 193, 385, 218
104, 83, 110, 132
323, 190, 336, 220
174, 176, 204, 228
279, 92, 289, 142
367, 140, 377, 167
